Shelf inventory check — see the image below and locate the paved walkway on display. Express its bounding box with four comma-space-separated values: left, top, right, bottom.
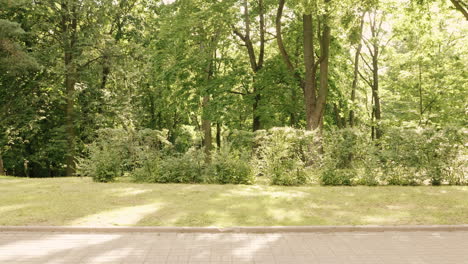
0, 231, 467, 264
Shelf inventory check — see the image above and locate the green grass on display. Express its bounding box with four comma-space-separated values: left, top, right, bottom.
0, 176, 467, 227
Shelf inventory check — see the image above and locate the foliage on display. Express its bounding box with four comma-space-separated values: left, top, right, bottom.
134, 145, 255, 184
0, 0, 466, 183
254, 127, 318, 185
78, 128, 171, 182
320, 128, 379, 186
320, 127, 467, 186
320, 169, 356, 186
379, 127, 466, 186
227, 130, 255, 152
205, 144, 254, 184
134, 148, 206, 184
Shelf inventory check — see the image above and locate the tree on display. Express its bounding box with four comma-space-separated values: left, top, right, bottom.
0, 7, 39, 175
31, 1, 109, 175
232, 0, 268, 131
357, 6, 391, 140
349, 11, 366, 127
276, 0, 333, 131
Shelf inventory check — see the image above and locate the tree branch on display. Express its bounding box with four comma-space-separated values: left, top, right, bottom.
358, 70, 373, 88
276, 0, 295, 73
228, 90, 247, 96
450, 0, 468, 20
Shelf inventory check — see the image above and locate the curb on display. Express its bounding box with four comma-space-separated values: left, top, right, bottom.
1, 225, 468, 233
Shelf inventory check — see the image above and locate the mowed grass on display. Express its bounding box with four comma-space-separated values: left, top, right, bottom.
0, 176, 467, 227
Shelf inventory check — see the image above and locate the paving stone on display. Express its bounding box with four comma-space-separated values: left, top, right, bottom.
0, 231, 466, 263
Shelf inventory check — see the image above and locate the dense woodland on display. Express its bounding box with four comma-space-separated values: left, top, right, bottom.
0, 0, 466, 185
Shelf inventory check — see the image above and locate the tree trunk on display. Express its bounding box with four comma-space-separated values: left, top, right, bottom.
371, 43, 382, 139
100, 62, 110, 91
312, 15, 331, 130
276, 0, 296, 74
349, 13, 365, 127
371, 95, 375, 140
450, 0, 468, 20
334, 103, 346, 128
202, 96, 212, 161
303, 14, 317, 131
418, 62, 423, 125
252, 90, 261, 131
233, 0, 265, 132
61, 2, 78, 176
290, 86, 297, 127
216, 122, 221, 149
65, 63, 76, 176
277, 0, 331, 131
0, 154, 5, 175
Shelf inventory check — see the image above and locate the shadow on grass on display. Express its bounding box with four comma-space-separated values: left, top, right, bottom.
0, 177, 467, 227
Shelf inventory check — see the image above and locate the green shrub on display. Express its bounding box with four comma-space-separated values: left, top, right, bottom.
78, 128, 171, 182
320, 169, 355, 186
205, 145, 254, 184
379, 127, 466, 185
227, 129, 255, 152
77, 129, 128, 182
80, 145, 122, 183
254, 127, 318, 185
320, 128, 376, 186
173, 125, 202, 153
133, 147, 205, 183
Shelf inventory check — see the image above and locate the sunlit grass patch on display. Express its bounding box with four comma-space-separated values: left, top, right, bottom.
0, 176, 467, 226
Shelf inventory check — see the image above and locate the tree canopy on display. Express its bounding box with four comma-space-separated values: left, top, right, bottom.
0, 0, 466, 179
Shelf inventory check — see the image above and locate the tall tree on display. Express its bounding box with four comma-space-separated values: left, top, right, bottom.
349, 11, 366, 127
32, 1, 107, 175
232, 0, 267, 131
358, 8, 390, 139
0, 6, 39, 175
276, 0, 333, 131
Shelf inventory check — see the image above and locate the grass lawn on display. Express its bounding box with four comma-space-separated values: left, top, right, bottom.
0, 176, 467, 227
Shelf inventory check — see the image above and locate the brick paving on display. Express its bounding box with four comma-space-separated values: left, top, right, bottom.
0, 231, 467, 264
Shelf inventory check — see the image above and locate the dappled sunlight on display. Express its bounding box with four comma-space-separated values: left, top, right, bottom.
362, 212, 410, 224
0, 204, 31, 214
309, 203, 341, 209
69, 203, 162, 226
1, 177, 467, 226
267, 208, 303, 223
453, 186, 468, 192
222, 187, 308, 199
385, 205, 406, 210
104, 187, 151, 197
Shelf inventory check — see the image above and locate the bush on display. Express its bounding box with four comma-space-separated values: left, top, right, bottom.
78, 128, 171, 182
77, 129, 128, 182
320, 128, 376, 186
254, 127, 318, 185
135, 145, 254, 184
321, 169, 355, 186
319, 127, 467, 186
205, 145, 254, 184
81, 126, 467, 186
80, 146, 122, 183
172, 125, 202, 153
133, 147, 205, 183
227, 129, 255, 152
379, 127, 466, 185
